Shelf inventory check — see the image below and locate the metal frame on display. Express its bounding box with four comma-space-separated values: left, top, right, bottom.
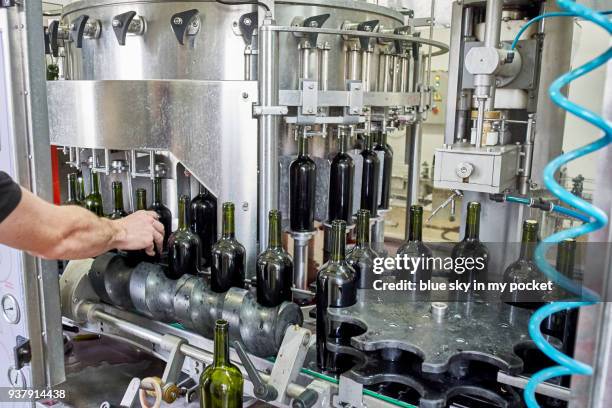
0, 0, 64, 388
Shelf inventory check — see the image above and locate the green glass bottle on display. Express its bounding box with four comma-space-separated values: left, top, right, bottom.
503, 219, 544, 307
210, 203, 246, 293
167, 195, 201, 279
289, 134, 316, 232
64, 173, 80, 206
396, 205, 433, 288
149, 177, 172, 251
316, 220, 357, 373
76, 173, 86, 205
127, 188, 154, 264
360, 133, 380, 215
346, 209, 378, 289
451, 202, 488, 284
84, 171, 104, 216
108, 181, 129, 220
256, 210, 293, 307
199, 320, 244, 408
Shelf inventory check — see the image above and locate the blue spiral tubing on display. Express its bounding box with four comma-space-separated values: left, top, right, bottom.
511, 2, 612, 407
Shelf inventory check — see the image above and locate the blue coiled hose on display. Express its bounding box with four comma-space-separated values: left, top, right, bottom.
513, 2, 612, 407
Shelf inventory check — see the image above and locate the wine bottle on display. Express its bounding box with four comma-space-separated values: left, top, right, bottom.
374, 131, 393, 210
503, 219, 543, 307
108, 181, 129, 220
190, 185, 217, 268
211, 203, 246, 293
126, 188, 154, 264
289, 134, 316, 232
149, 177, 172, 251
451, 202, 488, 284
64, 173, 81, 206
328, 130, 354, 223
256, 210, 293, 307
84, 171, 104, 216
360, 133, 380, 215
316, 220, 357, 373
167, 195, 201, 279
542, 239, 577, 344
76, 173, 86, 205
346, 209, 378, 289
199, 320, 244, 408
396, 205, 433, 287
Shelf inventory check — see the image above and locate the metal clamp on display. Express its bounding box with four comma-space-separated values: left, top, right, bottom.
253, 105, 289, 116
170, 9, 201, 45
346, 80, 364, 116
130, 150, 155, 179
301, 79, 318, 116
69, 15, 101, 49
90, 148, 111, 175
234, 340, 278, 402
112, 11, 145, 46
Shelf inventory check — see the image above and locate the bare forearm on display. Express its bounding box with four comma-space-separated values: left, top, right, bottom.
0, 187, 164, 260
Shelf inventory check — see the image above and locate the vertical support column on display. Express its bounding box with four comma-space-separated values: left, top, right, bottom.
258, 16, 280, 252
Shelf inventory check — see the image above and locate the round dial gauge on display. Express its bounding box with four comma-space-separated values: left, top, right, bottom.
1, 294, 20, 324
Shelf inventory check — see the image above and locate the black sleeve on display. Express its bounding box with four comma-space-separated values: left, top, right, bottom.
0, 171, 22, 223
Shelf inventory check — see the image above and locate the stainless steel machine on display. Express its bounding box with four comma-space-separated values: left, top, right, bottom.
1, 0, 611, 407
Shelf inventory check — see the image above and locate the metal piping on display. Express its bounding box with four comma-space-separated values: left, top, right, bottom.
258, 16, 280, 252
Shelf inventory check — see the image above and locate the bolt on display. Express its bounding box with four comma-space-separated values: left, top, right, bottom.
309, 21, 318, 28
243, 17, 252, 26
242, 202, 249, 211
242, 92, 249, 99
112, 19, 121, 28
191, 19, 199, 27
308, 83, 314, 90
173, 17, 183, 25
302, 333, 311, 345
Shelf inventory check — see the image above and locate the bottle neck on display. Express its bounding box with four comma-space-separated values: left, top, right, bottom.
153, 178, 163, 204
112, 183, 125, 212
136, 190, 147, 211
519, 221, 538, 259
379, 132, 387, 147
268, 210, 282, 249
178, 196, 189, 231
363, 134, 373, 151
213, 322, 230, 366
297, 135, 309, 157
90, 171, 101, 195
77, 176, 85, 201
408, 206, 423, 242
464, 203, 480, 240
339, 132, 349, 154
223, 204, 235, 239
356, 211, 370, 247
330, 221, 347, 262
67, 174, 78, 202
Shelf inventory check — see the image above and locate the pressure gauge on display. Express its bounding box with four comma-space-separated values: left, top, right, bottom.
1, 294, 21, 324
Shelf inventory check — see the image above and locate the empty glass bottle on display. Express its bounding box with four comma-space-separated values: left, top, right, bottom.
328, 130, 354, 223
360, 133, 380, 215
64, 173, 81, 206
108, 181, 129, 220
256, 210, 293, 307
289, 134, 316, 232
451, 202, 488, 284
346, 209, 378, 289
135, 188, 147, 212
190, 185, 217, 268
167, 195, 201, 279
316, 220, 357, 373
84, 171, 104, 216
199, 320, 244, 408
211, 203, 246, 293
149, 177, 172, 251
503, 219, 543, 306
397, 205, 433, 288
374, 131, 393, 210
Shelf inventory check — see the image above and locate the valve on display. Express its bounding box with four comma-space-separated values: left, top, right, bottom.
233, 340, 278, 402
356, 20, 379, 50
238, 11, 258, 45
170, 9, 201, 45
69, 14, 101, 49
112, 11, 145, 46
47, 20, 68, 57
